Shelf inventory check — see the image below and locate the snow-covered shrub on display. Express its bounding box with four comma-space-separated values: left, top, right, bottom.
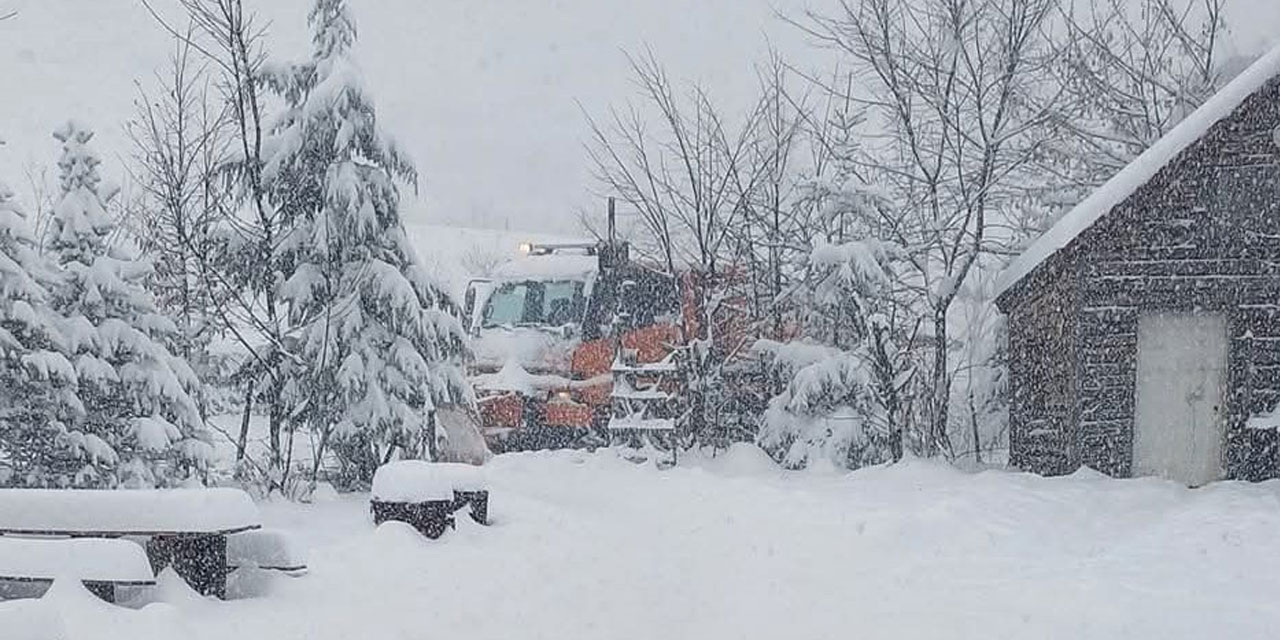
755, 234, 912, 470
756, 341, 889, 469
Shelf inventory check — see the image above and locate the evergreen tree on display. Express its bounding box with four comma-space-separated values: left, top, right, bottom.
756, 225, 911, 470
0, 175, 86, 486
265, 0, 469, 484
47, 122, 210, 487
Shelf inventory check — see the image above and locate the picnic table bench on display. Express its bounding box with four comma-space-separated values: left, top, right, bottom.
227, 528, 308, 576
0, 537, 155, 603
0, 488, 261, 599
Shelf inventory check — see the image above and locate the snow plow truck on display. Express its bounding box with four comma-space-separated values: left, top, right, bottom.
461, 236, 689, 452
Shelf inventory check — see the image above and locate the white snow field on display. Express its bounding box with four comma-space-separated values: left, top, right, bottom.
4, 447, 1280, 639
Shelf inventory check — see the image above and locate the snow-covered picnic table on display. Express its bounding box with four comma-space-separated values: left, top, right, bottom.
0, 537, 154, 603
371, 461, 489, 538
0, 488, 261, 599
0, 488, 259, 537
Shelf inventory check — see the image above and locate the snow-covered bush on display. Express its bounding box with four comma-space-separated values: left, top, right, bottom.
44, 122, 210, 487
755, 235, 912, 470
756, 341, 888, 469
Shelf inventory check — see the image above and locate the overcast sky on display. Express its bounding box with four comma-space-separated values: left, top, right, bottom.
0, 0, 1276, 235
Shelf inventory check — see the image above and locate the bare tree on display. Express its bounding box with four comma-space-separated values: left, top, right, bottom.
22, 162, 56, 253
126, 28, 233, 420
587, 52, 769, 445
143, 0, 301, 490
734, 53, 812, 347
793, 0, 1066, 457
1031, 0, 1228, 232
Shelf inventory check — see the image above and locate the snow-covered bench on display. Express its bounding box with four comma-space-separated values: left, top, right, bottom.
227, 528, 307, 576
0, 537, 155, 603
0, 488, 261, 599
370, 461, 489, 538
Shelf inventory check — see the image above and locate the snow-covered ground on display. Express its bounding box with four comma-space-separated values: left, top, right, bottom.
6, 447, 1280, 639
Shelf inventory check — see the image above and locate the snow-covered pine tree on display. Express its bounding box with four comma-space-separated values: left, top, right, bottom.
47, 122, 210, 487
0, 174, 87, 486
264, 0, 470, 484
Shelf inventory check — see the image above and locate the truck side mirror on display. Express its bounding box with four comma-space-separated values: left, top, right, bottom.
463, 279, 493, 334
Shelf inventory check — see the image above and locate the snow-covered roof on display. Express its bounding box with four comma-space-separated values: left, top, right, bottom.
0, 488, 261, 535
996, 45, 1280, 297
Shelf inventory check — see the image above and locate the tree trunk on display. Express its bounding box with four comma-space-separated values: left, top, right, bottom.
969, 388, 983, 465
425, 411, 439, 462
930, 308, 949, 457
235, 384, 252, 462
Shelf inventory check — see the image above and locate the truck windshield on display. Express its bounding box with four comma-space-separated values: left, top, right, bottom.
483, 280, 586, 328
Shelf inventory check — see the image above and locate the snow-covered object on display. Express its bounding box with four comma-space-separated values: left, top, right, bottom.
472, 358, 574, 395
491, 253, 598, 282
370, 461, 452, 502
687, 442, 781, 476
752, 339, 844, 372
757, 344, 888, 469
435, 406, 493, 465
753, 233, 902, 470
0, 536, 154, 583
227, 528, 307, 572
808, 239, 897, 303
0, 487, 260, 534
42, 121, 210, 487
430, 462, 486, 491
471, 327, 578, 374
997, 45, 1280, 295
370, 460, 484, 502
